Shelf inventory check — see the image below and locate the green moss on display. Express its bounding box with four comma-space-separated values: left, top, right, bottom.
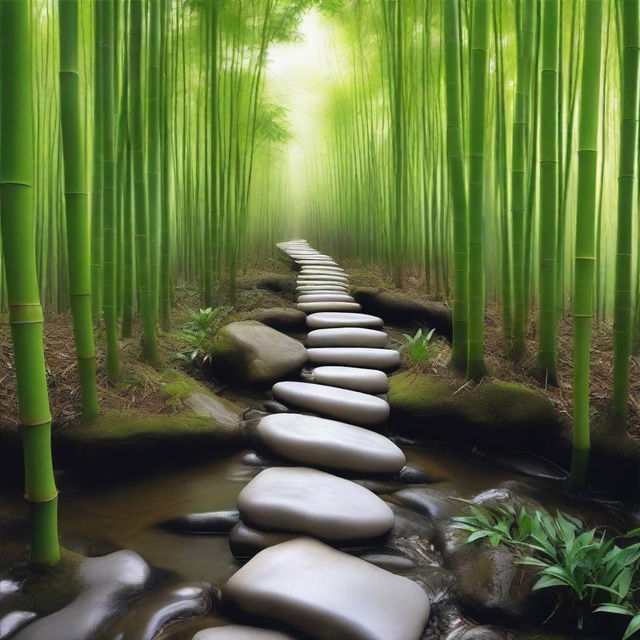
0, 548, 83, 617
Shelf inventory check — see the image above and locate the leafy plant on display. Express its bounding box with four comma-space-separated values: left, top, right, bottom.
402, 327, 438, 368
453, 505, 640, 638
171, 306, 232, 364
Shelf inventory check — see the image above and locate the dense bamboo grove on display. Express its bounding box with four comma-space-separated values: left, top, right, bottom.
0, 0, 639, 563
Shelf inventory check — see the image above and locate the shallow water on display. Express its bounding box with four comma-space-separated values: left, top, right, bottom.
1, 441, 628, 639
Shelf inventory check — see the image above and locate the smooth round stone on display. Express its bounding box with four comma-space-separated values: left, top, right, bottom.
297, 293, 355, 303
311, 365, 389, 394
306, 327, 388, 348
229, 521, 299, 557
272, 381, 390, 425
293, 254, 333, 260
297, 302, 362, 314
299, 271, 346, 279
296, 260, 340, 267
297, 274, 347, 283
307, 347, 401, 370
297, 282, 348, 290
297, 285, 348, 293
194, 626, 296, 640
306, 312, 384, 329
237, 467, 394, 539
300, 265, 345, 272
257, 413, 404, 472
223, 538, 430, 640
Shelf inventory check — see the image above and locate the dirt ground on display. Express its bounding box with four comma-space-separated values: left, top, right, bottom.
0, 256, 638, 444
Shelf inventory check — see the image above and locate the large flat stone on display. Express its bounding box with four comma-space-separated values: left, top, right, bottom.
307, 347, 400, 370
229, 521, 299, 557
296, 280, 348, 289
300, 266, 345, 273
208, 321, 307, 387
297, 285, 349, 293
257, 413, 404, 472
311, 365, 389, 394
306, 327, 388, 348
237, 467, 394, 539
297, 293, 355, 302
194, 626, 296, 640
223, 538, 430, 640
297, 274, 348, 283
306, 312, 383, 329
296, 260, 340, 267
272, 381, 390, 424
297, 302, 362, 314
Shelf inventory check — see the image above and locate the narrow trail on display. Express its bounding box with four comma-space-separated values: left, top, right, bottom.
202, 241, 430, 639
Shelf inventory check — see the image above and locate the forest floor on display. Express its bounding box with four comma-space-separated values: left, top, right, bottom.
0, 255, 638, 445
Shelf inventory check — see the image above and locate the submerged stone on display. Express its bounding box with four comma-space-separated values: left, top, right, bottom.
207, 321, 307, 387
256, 413, 405, 472
307, 347, 400, 370
158, 510, 240, 534
305, 327, 388, 348
306, 312, 384, 329
193, 625, 297, 639
311, 365, 389, 394
272, 381, 390, 425
237, 467, 394, 540
223, 538, 430, 640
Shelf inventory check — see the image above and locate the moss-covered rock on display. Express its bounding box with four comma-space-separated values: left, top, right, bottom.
54, 407, 247, 474
352, 287, 453, 339
388, 371, 563, 453
207, 320, 307, 388
239, 272, 296, 297
257, 307, 307, 333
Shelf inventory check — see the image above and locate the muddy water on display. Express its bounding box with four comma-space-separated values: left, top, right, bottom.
1, 442, 627, 639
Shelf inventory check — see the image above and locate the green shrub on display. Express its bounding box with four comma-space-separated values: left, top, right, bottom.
171, 306, 232, 364
402, 327, 438, 368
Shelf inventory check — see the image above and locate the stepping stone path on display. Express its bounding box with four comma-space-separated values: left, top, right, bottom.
214, 240, 430, 640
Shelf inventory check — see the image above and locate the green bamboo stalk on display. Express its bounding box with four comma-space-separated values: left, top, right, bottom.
612, 0, 640, 427
58, 0, 99, 418
466, 0, 491, 381
92, 2, 103, 319
443, 0, 469, 373
570, 0, 604, 490
0, 0, 59, 565
537, 0, 560, 383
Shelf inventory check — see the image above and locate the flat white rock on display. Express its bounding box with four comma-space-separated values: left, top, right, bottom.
306, 312, 383, 329
272, 381, 390, 424
193, 626, 296, 640
297, 281, 348, 290
300, 265, 345, 273
297, 284, 348, 293
237, 467, 394, 539
223, 538, 430, 640
297, 274, 347, 283
307, 347, 401, 370
311, 365, 389, 394
306, 327, 388, 348
297, 302, 361, 314
297, 293, 355, 302
257, 413, 404, 472
296, 260, 340, 267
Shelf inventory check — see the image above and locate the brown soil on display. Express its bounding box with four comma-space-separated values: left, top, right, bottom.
1, 256, 637, 445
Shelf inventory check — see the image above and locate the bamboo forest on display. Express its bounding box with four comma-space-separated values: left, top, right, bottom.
2, 0, 640, 638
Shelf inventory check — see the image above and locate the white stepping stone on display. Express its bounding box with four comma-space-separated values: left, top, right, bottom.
297, 274, 348, 283
297, 302, 362, 314
223, 538, 430, 640
257, 413, 404, 472
297, 281, 349, 290
306, 327, 388, 348
293, 254, 333, 260
300, 268, 346, 277
237, 467, 394, 539
311, 365, 389, 394
297, 293, 355, 302
306, 312, 383, 329
300, 264, 345, 271
194, 626, 296, 640
297, 285, 348, 293
272, 381, 390, 424
307, 347, 401, 370
296, 260, 340, 267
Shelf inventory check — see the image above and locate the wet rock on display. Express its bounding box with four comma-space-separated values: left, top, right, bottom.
240, 452, 281, 467
158, 510, 239, 534
310, 365, 389, 394
0, 611, 37, 638
184, 392, 244, 430
392, 485, 461, 522
351, 287, 453, 339
263, 400, 289, 414
229, 521, 299, 558
256, 413, 405, 473
272, 381, 389, 425
442, 619, 506, 640
193, 626, 297, 640
388, 372, 563, 455
237, 467, 395, 540
257, 308, 307, 333
471, 486, 543, 513
393, 465, 433, 484
358, 551, 416, 573
223, 538, 430, 640
104, 581, 215, 639
13, 550, 151, 640
208, 321, 307, 388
